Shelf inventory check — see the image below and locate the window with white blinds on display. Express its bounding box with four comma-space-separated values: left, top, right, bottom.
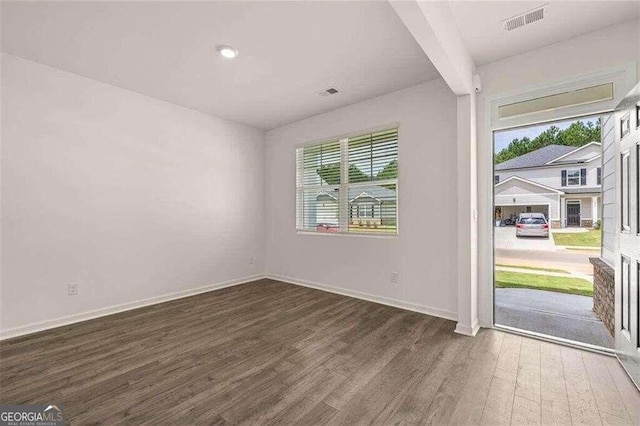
296, 127, 398, 235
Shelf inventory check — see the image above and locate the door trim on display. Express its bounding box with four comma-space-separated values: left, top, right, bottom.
494, 324, 615, 356
481, 62, 637, 328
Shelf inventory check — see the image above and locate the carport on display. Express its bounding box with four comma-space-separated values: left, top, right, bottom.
494, 176, 562, 227
496, 204, 549, 222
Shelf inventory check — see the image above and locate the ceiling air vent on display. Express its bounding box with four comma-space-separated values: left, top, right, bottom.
318, 87, 340, 97
502, 4, 546, 31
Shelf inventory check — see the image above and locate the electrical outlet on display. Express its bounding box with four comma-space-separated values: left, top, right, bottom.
68, 283, 79, 296
390, 272, 399, 284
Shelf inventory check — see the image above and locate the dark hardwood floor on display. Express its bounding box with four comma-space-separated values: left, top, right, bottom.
1, 279, 637, 424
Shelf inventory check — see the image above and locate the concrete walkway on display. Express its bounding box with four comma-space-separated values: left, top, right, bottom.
495, 266, 593, 282
495, 288, 613, 348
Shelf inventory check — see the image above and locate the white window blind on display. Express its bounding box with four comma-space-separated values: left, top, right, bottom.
296, 127, 398, 235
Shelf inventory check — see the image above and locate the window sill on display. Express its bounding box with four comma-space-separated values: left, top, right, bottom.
296, 230, 398, 239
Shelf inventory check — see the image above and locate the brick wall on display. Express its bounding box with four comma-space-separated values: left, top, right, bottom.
590, 257, 615, 337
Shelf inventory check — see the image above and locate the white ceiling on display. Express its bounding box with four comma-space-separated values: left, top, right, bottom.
1, 1, 439, 130
449, 0, 640, 65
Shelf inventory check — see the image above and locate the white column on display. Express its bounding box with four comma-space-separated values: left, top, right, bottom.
592, 196, 599, 223
391, 0, 479, 336
455, 93, 479, 336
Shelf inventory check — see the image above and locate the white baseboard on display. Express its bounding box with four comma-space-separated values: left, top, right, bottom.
266, 273, 458, 322
0, 274, 266, 341
1, 273, 460, 341
455, 319, 480, 336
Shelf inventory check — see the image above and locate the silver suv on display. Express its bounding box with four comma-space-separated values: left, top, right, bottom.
515, 213, 549, 238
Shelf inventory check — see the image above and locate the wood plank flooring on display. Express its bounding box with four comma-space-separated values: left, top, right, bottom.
1, 279, 638, 424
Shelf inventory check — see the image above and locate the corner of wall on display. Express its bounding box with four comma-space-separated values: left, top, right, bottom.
0, 17, 3, 335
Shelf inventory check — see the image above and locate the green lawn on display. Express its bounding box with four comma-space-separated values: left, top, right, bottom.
495, 271, 593, 296
552, 229, 601, 247
496, 264, 568, 274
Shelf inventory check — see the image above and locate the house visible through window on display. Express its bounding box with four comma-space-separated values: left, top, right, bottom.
296, 127, 398, 235
494, 175, 500, 184
597, 167, 602, 185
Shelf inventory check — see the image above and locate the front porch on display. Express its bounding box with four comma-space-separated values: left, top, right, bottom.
560, 193, 601, 228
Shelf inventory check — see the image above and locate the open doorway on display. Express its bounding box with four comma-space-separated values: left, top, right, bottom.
493, 114, 613, 349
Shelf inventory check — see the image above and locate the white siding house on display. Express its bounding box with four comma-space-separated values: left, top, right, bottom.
494, 177, 561, 222
495, 143, 602, 228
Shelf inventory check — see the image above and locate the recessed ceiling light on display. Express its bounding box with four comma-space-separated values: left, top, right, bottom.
217, 45, 238, 59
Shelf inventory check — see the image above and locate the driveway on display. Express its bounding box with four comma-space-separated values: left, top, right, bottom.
495, 248, 595, 274
495, 288, 613, 348
494, 226, 595, 274
494, 226, 556, 250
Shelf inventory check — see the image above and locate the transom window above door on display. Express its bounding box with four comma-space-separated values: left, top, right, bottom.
296, 127, 398, 235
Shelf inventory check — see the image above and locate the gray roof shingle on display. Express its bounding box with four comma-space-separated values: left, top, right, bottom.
317, 186, 396, 202
495, 145, 576, 171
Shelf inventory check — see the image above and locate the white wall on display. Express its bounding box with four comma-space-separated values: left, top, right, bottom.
0, 9, 3, 332
265, 80, 459, 319
1, 54, 265, 335
477, 19, 640, 326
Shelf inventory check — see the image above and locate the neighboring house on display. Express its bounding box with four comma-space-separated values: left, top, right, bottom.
494, 142, 602, 228
314, 186, 397, 228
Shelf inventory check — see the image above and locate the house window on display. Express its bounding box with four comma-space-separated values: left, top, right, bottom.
494, 175, 500, 184
621, 113, 630, 138
562, 168, 587, 186
597, 167, 602, 185
296, 127, 398, 235
566, 169, 581, 186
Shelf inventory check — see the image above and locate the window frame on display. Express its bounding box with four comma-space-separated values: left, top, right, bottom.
295, 125, 399, 237
566, 169, 581, 186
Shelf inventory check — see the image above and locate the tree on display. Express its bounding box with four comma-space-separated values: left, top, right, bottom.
376, 159, 398, 181
316, 160, 398, 185
494, 119, 600, 164
316, 163, 370, 185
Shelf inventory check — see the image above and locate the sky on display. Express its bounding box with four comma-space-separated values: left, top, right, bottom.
494, 116, 599, 154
